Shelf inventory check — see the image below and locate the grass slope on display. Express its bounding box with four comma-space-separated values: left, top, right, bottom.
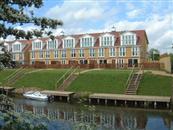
14, 69, 68, 90
0, 69, 16, 83
67, 70, 130, 94
138, 73, 173, 96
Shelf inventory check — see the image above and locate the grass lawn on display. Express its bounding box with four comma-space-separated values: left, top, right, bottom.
138, 72, 173, 96
13, 69, 69, 90
0, 69, 17, 83
67, 69, 130, 94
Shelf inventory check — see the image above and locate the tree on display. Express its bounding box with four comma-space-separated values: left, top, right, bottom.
0, 0, 63, 40
149, 48, 160, 61
0, 0, 63, 69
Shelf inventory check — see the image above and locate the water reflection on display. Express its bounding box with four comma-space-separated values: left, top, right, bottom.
14, 98, 172, 130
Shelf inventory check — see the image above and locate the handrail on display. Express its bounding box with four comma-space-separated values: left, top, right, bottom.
134, 65, 143, 85
57, 66, 80, 89
4, 67, 23, 81
54, 66, 74, 89
125, 65, 135, 89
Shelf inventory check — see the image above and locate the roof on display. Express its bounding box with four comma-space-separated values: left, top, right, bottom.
5, 30, 148, 48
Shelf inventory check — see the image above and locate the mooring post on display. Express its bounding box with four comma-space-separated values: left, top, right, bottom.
67, 96, 70, 102
97, 98, 100, 104
144, 101, 147, 108
167, 102, 169, 109
154, 101, 157, 109
105, 99, 107, 105
59, 96, 62, 101
125, 100, 127, 106
135, 101, 137, 107
114, 100, 117, 105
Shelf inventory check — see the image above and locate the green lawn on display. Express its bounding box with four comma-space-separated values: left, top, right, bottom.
67, 70, 130, 94
0, 69, 17, 83
138, 73, 173, 96
13, 69, 68, 90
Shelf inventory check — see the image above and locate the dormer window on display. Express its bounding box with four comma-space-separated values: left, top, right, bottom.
32, 39, 42, 50
63, 37, 75, 48
100, 34, 114, 47
80, 35, 94, 48
47, 39, 57, 50
121, 32, 136, 45
12, 42, 21, 52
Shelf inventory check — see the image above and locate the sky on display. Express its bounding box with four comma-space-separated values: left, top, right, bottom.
12, 0, 173, 53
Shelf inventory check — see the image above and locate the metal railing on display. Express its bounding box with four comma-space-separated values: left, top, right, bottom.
125, 65, 135, 89
54, 66, 74, 89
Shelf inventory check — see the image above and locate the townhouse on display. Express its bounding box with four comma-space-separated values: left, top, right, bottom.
4, 29, 149, 67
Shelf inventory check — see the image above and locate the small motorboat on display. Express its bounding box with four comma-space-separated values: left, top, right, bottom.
23, 91, 48, 101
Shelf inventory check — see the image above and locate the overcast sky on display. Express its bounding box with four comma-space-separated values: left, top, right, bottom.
12, 0, 173, 53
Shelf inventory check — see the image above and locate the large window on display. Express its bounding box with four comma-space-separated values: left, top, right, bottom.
63, 38, 75, 48
54, 50, 58, 58
121, 33, 136, 45
61, 50, 66, 58
80, 37, 94, 47
98, 48, 104, 57
31, 51, 35, 59
47, 40, 57, 49
100, 35, 114, 47
32, 40, 42, 50
109, 48, 116, 57
39, 51, 43, 58
119, 47, 126, 57
71, 49, 76, 58
79, 49, 84, 57
12, 44, 21, 52
89, 48, 95, 57
45, 51, 50, 58
132, 47, 139, 56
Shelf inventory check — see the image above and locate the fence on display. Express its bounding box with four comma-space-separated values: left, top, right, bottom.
21, 62, 164, 70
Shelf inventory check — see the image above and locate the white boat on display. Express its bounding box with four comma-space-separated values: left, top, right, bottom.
23, 91, 48, 101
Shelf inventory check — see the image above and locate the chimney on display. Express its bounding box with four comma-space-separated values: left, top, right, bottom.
111, 26, 116, 32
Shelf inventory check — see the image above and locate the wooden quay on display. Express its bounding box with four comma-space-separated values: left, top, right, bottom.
41, 90, 75, 102
0, 86, 16, 95
89, 93, 171, 109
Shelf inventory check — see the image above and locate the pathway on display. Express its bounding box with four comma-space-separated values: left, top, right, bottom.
145, 70, 173, 77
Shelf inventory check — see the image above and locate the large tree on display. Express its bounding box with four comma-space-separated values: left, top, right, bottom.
149, 48, 160, 61
0, 0, 63, 69
0, 0, 63, 40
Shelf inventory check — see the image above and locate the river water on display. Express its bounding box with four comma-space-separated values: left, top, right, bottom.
11, 97, 173, 130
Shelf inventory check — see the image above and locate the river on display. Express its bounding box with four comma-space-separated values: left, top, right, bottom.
9, 97, 173, 130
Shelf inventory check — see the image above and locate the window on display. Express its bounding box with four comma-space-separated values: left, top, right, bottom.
61, 50, 66, 58
47, 40, 57, 49
54, 50, 58, 58
12, 44, 21, 52
32, 41, 42, 50
121, 34, 136, 45
71, 49, 76, 58
80, 37, 93, 47
39, 51, 43, 58
12, 54, 16, 60
80, 59, 88, 64
89, 48, 95, 57
119, 47, 126, 56
31, 51, 35, 59
99, 60, 107, 64
100, 35, 114, 46
19, 54, 23, 60
45, 51, 50, 58
98, 48, 104, 57
79, 49, 84, 57
132, 47, 139, 56
109, 48, 115, 57
63, 38, 75, 48
45, 60, 49, 65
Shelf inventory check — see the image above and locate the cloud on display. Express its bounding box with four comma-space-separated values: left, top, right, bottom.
126, 9, 143, 19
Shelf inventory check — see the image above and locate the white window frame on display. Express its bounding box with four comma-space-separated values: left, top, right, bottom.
31, 51, 35, 59
12, 42, 22, 52
63, 37, 75, 48
120, 32, 137, 46
109, 47, 116, 57
119, 47, 126, 57
47, 39, 57, 50
131, 47, 139, 56
89, 48, 95, 57
54, 50, 58, 58
80, 35, 94, 48
32, 39, 43, 50
79, 49, 84, 58
100, 33, 114, 47
39, 51, 43, 58
98, 48, 104, 57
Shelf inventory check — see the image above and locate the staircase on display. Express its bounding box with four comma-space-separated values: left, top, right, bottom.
125, 65, 143, 95
55, 66, 80, 91
3, 67, 27, 86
